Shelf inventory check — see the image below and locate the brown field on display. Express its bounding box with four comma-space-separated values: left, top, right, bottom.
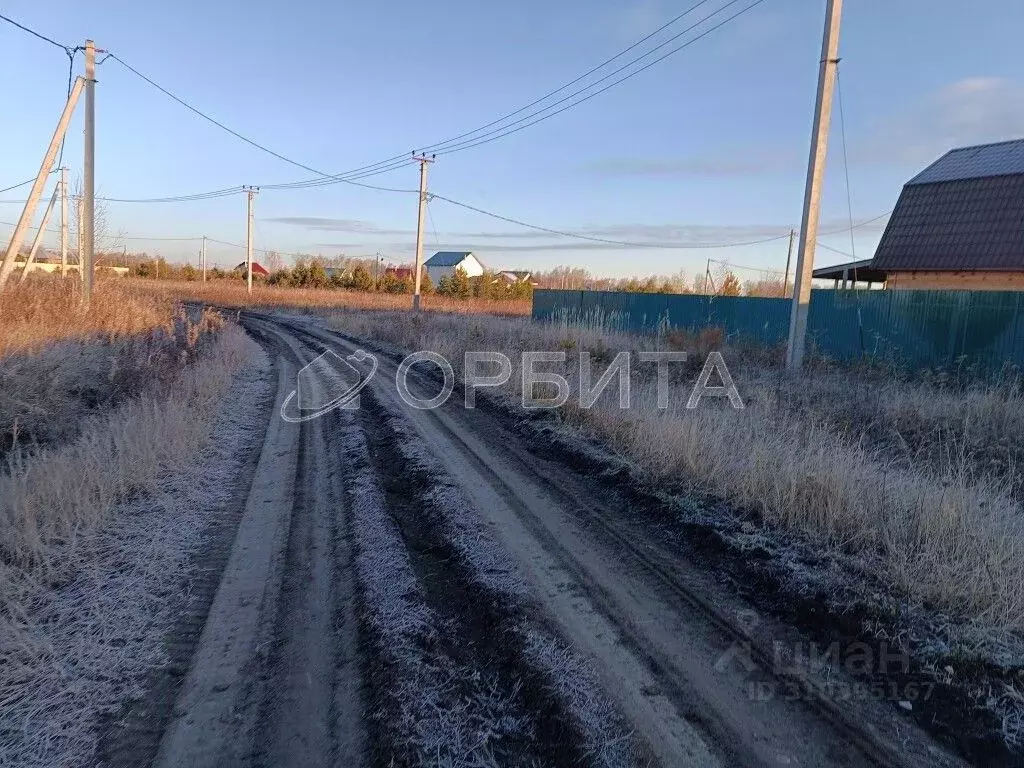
124, 277, 531, 317
0, 277, 174, 356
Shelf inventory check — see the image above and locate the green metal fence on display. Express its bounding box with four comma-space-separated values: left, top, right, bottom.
532, 288, 1024, 373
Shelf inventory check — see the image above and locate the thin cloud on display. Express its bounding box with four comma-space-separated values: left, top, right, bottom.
860, 77, 1024, 166
582, 155, 795, 177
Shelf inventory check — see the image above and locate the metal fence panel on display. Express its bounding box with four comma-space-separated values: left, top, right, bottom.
532, 288, 1024, 373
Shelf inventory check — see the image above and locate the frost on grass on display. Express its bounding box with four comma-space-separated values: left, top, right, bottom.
0, 334, 270, 768
372, 408, 640, 766
339, 418, 537, 767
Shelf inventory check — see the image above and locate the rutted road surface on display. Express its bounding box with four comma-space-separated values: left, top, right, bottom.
136, 313, 965, 767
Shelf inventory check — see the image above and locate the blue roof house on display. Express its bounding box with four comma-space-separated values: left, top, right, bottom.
424, 251, 485, 285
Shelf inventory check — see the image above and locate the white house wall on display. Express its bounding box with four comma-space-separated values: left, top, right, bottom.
426, 254, 485, 285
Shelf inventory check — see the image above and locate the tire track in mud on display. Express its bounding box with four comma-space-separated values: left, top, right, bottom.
151, 320, 365, 768
147, 312, 964, 768
280, 315, 967, 768
355, 391, 619, 767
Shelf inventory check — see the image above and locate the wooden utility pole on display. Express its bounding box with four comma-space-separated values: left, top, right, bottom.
83, 40, 96, 305
412, 153, 434, 311
201, 235, 207, 282
20, 185, 59, 282
60, 167, 69, 277
783, 228, 795, 297
245, 186, 258, 295
786, 0, 843, 369
0, 77, 84, 289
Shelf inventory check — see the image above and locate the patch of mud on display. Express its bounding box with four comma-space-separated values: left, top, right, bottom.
358, 393, 640, 767
0, 338, 273, 768
338, 409, 544, 767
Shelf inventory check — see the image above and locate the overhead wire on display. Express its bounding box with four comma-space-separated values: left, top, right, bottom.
433, 0, 769, 157
312, 0, 723, 180
0, 177, 41, 195
0, 12, 73, 53
430, 193, 794, 249
104, 53, 418, 194
96, 0, 767, 199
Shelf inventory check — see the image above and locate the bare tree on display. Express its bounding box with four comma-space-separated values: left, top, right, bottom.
265, 250, 284, 271
70, 175, 111, 262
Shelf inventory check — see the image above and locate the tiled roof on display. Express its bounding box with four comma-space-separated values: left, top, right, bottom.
425, 251, 473, 266
908, 139, 1024, 185
872, 174, 1024, 271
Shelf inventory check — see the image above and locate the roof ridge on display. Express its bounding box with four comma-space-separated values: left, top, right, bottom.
948, 137, 1024, 152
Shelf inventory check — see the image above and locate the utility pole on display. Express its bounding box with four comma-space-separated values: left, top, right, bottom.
201, 236, 207, 282
412, 153, 434, 311
83, 39, 96, 306
77, 196, 85, 283
783, 228, 796, 298
786, 0, 843, 369
244, 186, 258, 295
60, 168, 69, 277
0, 77, 84, 289
21, 185, 60, 282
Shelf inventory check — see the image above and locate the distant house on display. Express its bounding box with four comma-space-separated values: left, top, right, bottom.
496, 270, 533, 285
384, 266, 414, 281
234, 261, 270, 277
817, 138, 1024, 291
424, 251, 485, 285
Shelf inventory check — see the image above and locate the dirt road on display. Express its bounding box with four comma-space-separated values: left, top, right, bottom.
123, 313, 965, 767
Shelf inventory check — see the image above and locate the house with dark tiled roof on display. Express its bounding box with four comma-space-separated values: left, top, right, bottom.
853, 139, 1024, 291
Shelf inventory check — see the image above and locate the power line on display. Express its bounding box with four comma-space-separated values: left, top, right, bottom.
709, 258, 783, 275
819, 210, 890, 235
433, 0, 768, 157
835, 67, 857, 262
313, 0, 723, 180
105, 53, 418, 195
0, 177, 40, 195
431, 193, 794, 249
96, 0, 765, 200
0, 12, 73, 53
816, 241, 854, 258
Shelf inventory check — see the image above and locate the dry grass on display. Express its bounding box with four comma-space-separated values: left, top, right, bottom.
326, 309, 1024, 643
0, 277, 174, 357
125, 277, 531, 317
1, 303, 226, 463
0, 323, 256, 672
0, 329, 267, 767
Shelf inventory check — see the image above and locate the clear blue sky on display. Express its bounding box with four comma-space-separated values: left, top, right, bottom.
3, 0, 1024, 279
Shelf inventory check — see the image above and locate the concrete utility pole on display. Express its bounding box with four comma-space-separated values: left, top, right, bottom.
21, 185, 60, 282
783, 228, 796, 298
60, 168, 69, 277
77, 197, 85, 283
245, 186, 258, 295
83, 40, 97, 305
0, 77, 84, 289
201, 235, 207, 282
786, 0, 843, 369
412, 153, 434, 311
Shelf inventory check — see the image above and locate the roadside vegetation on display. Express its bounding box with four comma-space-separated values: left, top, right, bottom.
0, 277, 261, 753
125, 277, 531, 316
325, 307, 1024, 746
